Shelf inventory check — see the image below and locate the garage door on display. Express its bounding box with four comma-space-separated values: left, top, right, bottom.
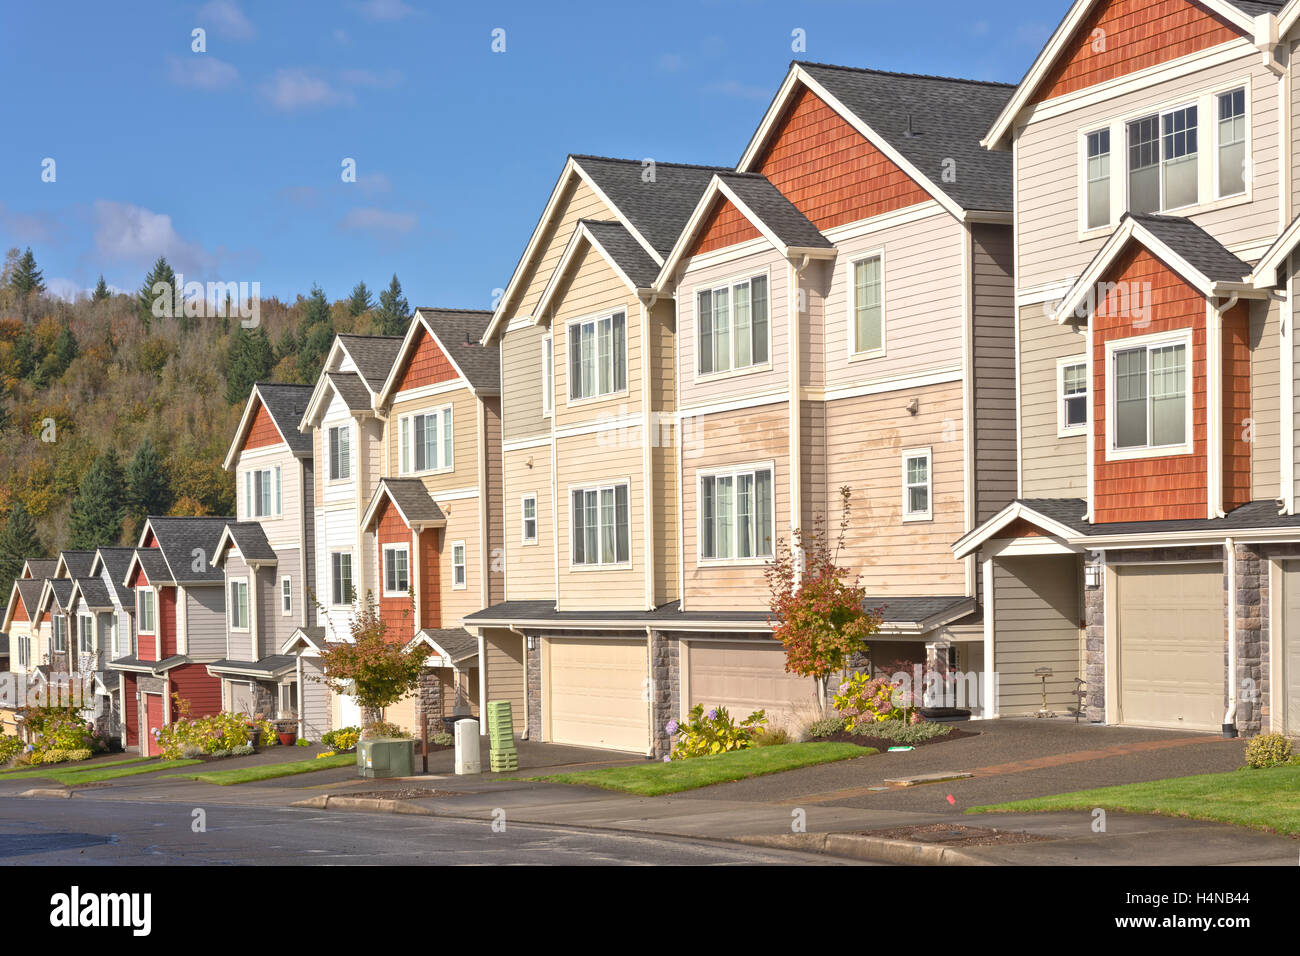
546, 638, 647, 752
686, 640, 816, 731
1117, 564, 1223, 731
1282, 561, 1300, 735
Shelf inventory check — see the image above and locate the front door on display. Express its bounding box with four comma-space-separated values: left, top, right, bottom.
143, 693, 164, 757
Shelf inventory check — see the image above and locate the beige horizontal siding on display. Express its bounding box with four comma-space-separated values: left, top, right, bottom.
993, 556, 1082, 714
973, 223, 1018, 521
386, 385, 480, 494
503, 445, 554, 602
1020, 303, 1088, 498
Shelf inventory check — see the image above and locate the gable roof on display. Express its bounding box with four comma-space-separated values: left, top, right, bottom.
406, 627, 479, 666
361, 478, 447, 531
38, 577, 74, 615
335, 334, 405, 392
91, 547, 136, 606
55, 551, 96, 578
3, 578, 43, 632
22, 559, 57, 579
222, 382, 314, 469
1250, 210, 1300, 287
983, 0, 1260, 150
212, 521, 279, 567
482, 154, 728, 344
326, 371, 372, 411
1051, 213, 1257, 322
532, 219, 662, 321
409, 308, 499, 394
739, 62, 1015, 217
124, 547, 175, 588
299, 334, 404, 430
69, 576, 113, 611
137, 516, 230, 584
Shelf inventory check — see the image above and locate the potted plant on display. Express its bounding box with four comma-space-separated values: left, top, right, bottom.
277, 717, 298, 747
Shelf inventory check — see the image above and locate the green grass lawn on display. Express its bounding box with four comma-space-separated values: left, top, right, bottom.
10, 759, 203, 786
0, 756, 150, 776
162, 752, 356, 785
533, 742, 871, 797
968, 765, 1300, 836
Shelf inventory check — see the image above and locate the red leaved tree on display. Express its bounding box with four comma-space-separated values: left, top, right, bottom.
765, 486, 881, 715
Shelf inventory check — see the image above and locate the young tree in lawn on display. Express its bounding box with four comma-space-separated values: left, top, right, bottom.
311, 593, 430, 737
0, 501, 45, 587
765, 485, 880, 716
68, 451, 127, 550
373, 273, 409, 336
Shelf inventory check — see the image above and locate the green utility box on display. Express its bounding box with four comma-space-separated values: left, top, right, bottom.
486, 701, 517, 774
357, 738, 415, 778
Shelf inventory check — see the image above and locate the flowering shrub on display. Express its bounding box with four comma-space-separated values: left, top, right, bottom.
1244, 732, 1294, 769
832, 672, 926, 730
666, 705, 767, 760
363, 720, 409, 740
157, 696, 275, 759
0, 735, 23, 764
322, 726, 361, 752
24, 705, 102, 756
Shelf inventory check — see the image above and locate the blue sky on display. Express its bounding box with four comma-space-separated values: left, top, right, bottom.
0, 0, 1067, 309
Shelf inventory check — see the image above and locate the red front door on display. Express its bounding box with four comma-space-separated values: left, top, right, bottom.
144, 694, 164, 757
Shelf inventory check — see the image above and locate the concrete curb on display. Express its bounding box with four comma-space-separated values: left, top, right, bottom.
290, 794, 435, 816
728, 832, 992, 866
20, 788, 72, 799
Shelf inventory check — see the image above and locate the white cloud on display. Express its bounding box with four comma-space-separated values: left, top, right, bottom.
167, 54, 240, 90
198, 0, 255, 39
261, 69, 354, 111
338, 207, 417, 239
90, 200, 217, 275
355, 0, 415, 21
45, 277, 89, 302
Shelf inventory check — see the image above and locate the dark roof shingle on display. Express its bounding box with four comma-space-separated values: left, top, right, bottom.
253, 383, 314, 455
1126, 213, 1252, 283
718, 173, 831, 249
144, 517, 231, 583
578, 220, 661, 289
412, 309, 499, 392
336, 334, 405, 392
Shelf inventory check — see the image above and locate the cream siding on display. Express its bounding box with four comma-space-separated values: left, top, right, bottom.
993, 556, 1083, 714
1020, 304, 1088, 498
503, 445, 554, 601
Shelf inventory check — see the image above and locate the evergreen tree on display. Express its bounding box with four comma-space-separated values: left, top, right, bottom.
225, 325, 274, 404
0, 502, 44, 588
347, 280, 374, 316
126, 437, 171, 519
275, 326, 299, 361
9, 247, 45, 298
294, 284, 334, 383
92, 274, 110, 302
374, 274, 410, 336
301, 283, 331, 330
52, 324, 78, 373
137, 256, 178, 331
68, 451, 127, 550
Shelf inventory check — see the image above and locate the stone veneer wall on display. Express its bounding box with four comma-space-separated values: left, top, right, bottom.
649, 631, 680, 758
414, 667, 444, 734
525, 638, 541, 740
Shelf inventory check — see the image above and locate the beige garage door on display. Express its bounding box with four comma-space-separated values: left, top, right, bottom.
1282, 561, 1300, 735
686, 640, 815, 732
546, 638, 647, 752
1117, 564, 1223, 731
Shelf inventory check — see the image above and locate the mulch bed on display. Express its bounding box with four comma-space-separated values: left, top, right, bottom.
854, 823, 1052, 847
342, 787, 466, 800
820, 726, 979, 751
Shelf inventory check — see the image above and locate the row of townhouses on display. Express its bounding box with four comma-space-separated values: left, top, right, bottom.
5, 0, 1300, 756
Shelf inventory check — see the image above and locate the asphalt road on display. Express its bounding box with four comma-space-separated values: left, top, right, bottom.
0, 797, 862, 866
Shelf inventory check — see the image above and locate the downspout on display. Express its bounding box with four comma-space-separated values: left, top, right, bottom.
788, 255, 810, 582
1223, 536, 1238, 737
645, 625, 655, 758
640, 294, 659, 610
1283, 259, 1295, 514
1209, 294, 1240, 519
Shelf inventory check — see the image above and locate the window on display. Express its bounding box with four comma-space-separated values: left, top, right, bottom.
1128, 105, 1197, 213
244, 466, 282, 518
698, 274, 769, 375
1059, 359, 1088, 433
568, 312, 626, 400
541, 334, 553, 416
278, 682, 298, 719
79, 613, 94, 653
848, 255, 884, 355
383, 544, 410, 596
18, 633, 29, 668
902, 449, 932, 521
521, 494, 538, 544
1085, 128, 1110, 229
399, 407, 453, 474
570, 482, 630, 566
330, 552, 354, 606
1217, 87, 1246, 198
281, 576, 292, 616
328, 424, 351, 481
452, 541, 467, 589
229, 579, 249, 631
53, 615, 67, 652
700, 466, 773, 561
1111, 338, 1188, 452
138, 590, 155, 634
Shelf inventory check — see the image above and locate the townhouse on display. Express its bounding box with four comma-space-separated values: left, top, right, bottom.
89, 546, 138, 744
2, 559, 55, 680
955, 0, 1300, 738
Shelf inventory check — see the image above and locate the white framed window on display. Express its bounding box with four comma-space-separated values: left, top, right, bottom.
1084, 128, 1111, 230
699, 464, 774, 562
383, 543, 410, 596
79, 613, 94, 653
328, 424, 351, 481
902, 448, 933, 522
847, 253, 884, 357
1057, 357, 1089, 435
521, 494, 538, 545
697, 274, 769, 376
399, 406, 453, 475
570, 482, 630, 567
1127, 103, 1198, 213
330, 552, 354, 606
281, 576, 292, 616
138, 589, 155, 634
53, 615, 67, 652
568, 311, 626, 401
243, 466, 282, 519
541, 334, 553, 417
228, 578, 249, 631
451, 541, 467, 589
1105, 329, 1192, 459
18, 633, 30, 668
278, 681, 298, 719
1215, 87, 1247, 199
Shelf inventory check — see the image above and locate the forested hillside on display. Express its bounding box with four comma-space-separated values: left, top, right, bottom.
0, 246, 413, 586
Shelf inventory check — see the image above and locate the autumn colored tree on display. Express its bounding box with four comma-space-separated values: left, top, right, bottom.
312, 594, 430, 736
765, 486, 881, 715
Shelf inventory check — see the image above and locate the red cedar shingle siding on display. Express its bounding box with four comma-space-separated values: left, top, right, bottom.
141, 529, 156, 548
243, 398, 281, 450
756, 85, 930, 231
396, 327, 458, 392
11, 598, 26, 623
689, 196, 763, 257
998, 518, 1046, 539
1031, 0, 1244, 104
419, 528, 440, 631
159, 587, 178, 658
1092, 246, 1209, 523
123, 674, 139, 747
376, 498, 415, 644
169, 663, 222, 719
1222, 301, 1251, 512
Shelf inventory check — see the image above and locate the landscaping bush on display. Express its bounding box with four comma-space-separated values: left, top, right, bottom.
64, 748, 92, 762
322, 726, 360, 752
40, 748, 68, 764
230, 744, 254, 756
1245, 732, 1294, 769
157, 696, 275, 758
665, 704, 767, 760
832, 671, 923, 729
295, 738, 310, 747
0, 735, 23, 765
803, 715, 847, 739
431, 732, 454, 747
24, 705, 102, 757
851, 719, 952, 745
752, 727, 792, 747
363, 720, 409, 740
